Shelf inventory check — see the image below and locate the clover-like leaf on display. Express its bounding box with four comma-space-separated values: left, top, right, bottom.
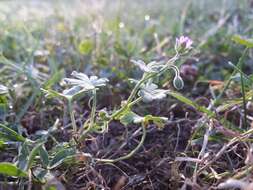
63, 71, 108, 91
138, 83, 168, 102
131, 60, 163, 73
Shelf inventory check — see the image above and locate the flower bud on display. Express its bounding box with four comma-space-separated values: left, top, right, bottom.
173, 75, 184, 90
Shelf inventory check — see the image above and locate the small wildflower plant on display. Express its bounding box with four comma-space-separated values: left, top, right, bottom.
0, 35, 193, 187
41, 36, 192, 162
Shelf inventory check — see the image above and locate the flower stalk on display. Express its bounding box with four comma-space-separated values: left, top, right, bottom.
68, 98, 77, 134
109, 52, 180, 121
78, 89, 97, 142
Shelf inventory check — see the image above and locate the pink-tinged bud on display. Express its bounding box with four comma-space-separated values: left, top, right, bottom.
175, 36, 193, 52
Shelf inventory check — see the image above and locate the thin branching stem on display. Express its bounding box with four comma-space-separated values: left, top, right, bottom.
110, 53, 179, 121
94, 122, 147, 163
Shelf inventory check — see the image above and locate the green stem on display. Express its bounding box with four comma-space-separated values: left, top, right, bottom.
128, 97, 142, 107
109, 78, 146, 121
214, 48, 248, 106
95, 123, 147, 163
68, 99, 77, 134
110, 54, 179, 121
89, 89, 97, 129
79, 89, 97, 141
127, 76, 146, 104
240, 71, 247, 128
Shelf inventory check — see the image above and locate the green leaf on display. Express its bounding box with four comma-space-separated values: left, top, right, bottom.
0, 95, 8, 120
167, 91, 215, 117
46, 186, 57, 190
41, 88, 67, 100
232, 35, 253, 48
144, 115, 168, 129
39, 145, 49, 168
119, 109, 168, 128
119, 109, 143, 126
0, 124, 26, 142
78, 39, 93, 54
17, 141, 30, 171
33, 168, 48, 183
0, 162, 27, 177
0, 140, 4, 149
49, 148, 75, 169
228, 62, 253, 84
27, 143, 44, 171
114, 42, 129, 58
43, 70, 64, 89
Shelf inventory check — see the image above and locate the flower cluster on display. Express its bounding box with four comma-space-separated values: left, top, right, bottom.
175, 36, 193, 53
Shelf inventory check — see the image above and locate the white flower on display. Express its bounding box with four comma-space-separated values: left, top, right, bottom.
63, 71, 108, 91
0, 85, 8, 95
131, 60, 164, 73
138, 83, 168, 102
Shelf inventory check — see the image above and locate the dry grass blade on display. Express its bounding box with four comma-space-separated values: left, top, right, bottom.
197, 128, 253, 175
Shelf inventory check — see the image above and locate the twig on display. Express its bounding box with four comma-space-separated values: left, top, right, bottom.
240, 70, 248, 128
175, 157, 202, 163
193, 119, 213, 182
197, 128, 253, 175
